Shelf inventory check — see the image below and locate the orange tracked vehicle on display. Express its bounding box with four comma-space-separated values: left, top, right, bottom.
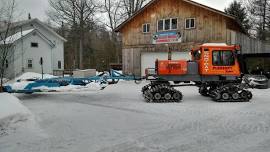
142, 43, 252, 102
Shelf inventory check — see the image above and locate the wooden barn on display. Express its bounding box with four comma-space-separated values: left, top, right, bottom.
114, 0, 259, 76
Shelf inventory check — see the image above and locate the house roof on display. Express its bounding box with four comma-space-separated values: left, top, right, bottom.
0, 29, 34, 44
1, 28, 56, 47
114, 0, 236, 32
0, 18, 67, 42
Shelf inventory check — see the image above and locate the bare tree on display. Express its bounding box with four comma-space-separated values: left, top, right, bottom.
103, 0, 123, 31
47, 0, 98, 69
121, 0, 148, 17
245, 0, 270, 40
0, 0, 16, 92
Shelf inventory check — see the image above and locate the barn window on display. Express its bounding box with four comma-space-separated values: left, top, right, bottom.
27, 59, 33, 68
171, 18, 178, 30
142, 23, 150, 33
185, 18, 196, 29
158, 20, 163, 31
165, 19, 170, 30
157, 18, 178, 31
31, 42, 38, 48
58, 61, 62, 69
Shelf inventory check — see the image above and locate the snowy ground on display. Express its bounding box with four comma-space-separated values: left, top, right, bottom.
1, 81, 270, 152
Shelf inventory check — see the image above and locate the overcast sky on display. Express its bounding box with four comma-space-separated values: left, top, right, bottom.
16, 0, 234, 21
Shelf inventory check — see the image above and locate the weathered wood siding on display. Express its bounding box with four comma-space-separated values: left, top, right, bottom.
120, 0, 241, 48
227, 30, 268, 54
119, 0, 245, 75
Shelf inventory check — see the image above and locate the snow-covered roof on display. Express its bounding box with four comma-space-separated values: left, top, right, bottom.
0, 29, 34, 44
1, 28, 56, 47
201, 43, 228, 46
0, 18, 67, 42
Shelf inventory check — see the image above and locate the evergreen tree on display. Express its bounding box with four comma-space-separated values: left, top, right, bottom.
225, 0, 251, 34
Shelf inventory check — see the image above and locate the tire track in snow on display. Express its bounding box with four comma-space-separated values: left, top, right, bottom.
18, 93, 169, 117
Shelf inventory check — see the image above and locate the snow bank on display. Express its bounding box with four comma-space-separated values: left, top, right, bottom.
35, 82, 104, 92
15, 72, 56, 81
7, 71, 111, 91
0, 93, 32, 128
5, 72, 57, 90
9, 81, 34, 90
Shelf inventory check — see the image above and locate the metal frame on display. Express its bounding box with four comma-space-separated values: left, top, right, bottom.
4, 69, 142, 94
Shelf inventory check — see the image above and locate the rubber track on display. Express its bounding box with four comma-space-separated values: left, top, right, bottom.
210, 84, 252, 102
142, 84, 183, 103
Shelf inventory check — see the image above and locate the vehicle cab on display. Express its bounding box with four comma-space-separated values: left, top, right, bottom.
191, 43, 241, 76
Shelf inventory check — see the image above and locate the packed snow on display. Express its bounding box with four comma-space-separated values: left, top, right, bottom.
15, 72, 57, 81
0, 93, 31, 127
6, 72, 105, 91
0, 93, 43, 140
1, 81, 270, 152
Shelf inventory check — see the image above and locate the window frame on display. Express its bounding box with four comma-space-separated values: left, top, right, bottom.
142, 23, 150, 33
157, 18, 178, 32
27, 59, 33, 69
185, 18, 196, 29
212, 50, 235, 66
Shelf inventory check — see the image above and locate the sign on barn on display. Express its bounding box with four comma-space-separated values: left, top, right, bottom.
152, 31, 182, 44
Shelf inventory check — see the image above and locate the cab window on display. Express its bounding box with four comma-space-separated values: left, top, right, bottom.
192, 50, 201, 60
212, 51, 235, 66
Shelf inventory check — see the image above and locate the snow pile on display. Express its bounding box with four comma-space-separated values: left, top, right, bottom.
15, 72, 57, 81
35, 82, 104, 92
0, 93, 32, 128
6, 72, 57, 90
9, 81, 34, 90
7, 71, 113, 91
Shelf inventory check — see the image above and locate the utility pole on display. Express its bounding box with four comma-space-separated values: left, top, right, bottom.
40, 57, 44, 79
21, 26, 24, 73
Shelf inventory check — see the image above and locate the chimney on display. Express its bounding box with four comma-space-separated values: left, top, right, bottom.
28, 13, 31, 20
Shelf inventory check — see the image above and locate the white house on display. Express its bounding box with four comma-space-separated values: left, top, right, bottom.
1, 18, 66, 79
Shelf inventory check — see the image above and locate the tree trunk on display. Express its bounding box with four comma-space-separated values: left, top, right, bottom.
262, 0, 267, 40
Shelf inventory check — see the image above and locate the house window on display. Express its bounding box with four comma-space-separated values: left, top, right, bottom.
27, 59, 33, 68
58, 61, 61, 69
142, 23, 150, 33
31, 42, 38, 48
185, 18, 196, 29
5, 60, 8, 68
157, 18, 178, 31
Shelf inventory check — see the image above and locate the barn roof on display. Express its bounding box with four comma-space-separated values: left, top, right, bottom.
114, 0, 236, 32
